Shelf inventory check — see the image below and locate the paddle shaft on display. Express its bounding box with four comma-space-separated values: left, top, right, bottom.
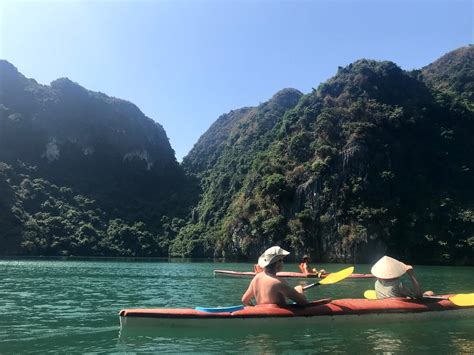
303, 282, 321, 291
363, 290, 472, 305
364, 290, 448, 301
423, 295, 448, 300
303, 266, 354, 290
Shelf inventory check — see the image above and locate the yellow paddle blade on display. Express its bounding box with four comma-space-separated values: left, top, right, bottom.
364, 290, 377, 300
319, 266, 354, 285
449, 293, 474, 307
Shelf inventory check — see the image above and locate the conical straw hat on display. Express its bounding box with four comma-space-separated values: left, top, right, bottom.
371, 256, 407, 279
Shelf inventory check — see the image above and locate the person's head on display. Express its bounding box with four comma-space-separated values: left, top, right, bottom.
258, 246, 290, 274
265, 258, 283, 273
302, 255, 311, 263
371, 255, 407, 280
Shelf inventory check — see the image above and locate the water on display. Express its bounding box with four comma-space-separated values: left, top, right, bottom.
0, 259, 473, 353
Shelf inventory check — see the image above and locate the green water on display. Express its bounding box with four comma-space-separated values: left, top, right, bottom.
0, 260, 473, 353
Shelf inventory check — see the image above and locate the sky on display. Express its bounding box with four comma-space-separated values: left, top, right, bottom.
0, 0, 472, 161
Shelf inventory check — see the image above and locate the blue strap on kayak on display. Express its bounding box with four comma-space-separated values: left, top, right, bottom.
195, 305, 244, 313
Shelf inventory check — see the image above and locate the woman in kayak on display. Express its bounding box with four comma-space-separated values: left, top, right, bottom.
371, 256, 434, 299
299, 255, 327, 277
242, 246, 308, 306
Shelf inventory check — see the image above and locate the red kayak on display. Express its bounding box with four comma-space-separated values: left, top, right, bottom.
119, 296, 473, 328
213, 269, 374, 279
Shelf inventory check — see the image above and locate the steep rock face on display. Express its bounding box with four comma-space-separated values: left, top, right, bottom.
183, 107, 253, 175
0, 61, 197, 256
2, 46, 473, 263
0, 62, 176, 174
175, 88, 303, 257
181, 48, 474, 264
183, 88, 302, 177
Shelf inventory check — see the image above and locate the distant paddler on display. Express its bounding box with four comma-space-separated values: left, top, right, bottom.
299, 255, 327, 277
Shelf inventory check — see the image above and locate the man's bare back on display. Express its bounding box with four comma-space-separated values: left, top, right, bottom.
242, 246, 308, 306
242, 270, 308, 306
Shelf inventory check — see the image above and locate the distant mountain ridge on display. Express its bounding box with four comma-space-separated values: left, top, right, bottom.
1, 46, 473, 264
0, 60, 197, 256
421, 45, 474, 104
180, 46, 474, 264
0, 61, 175, 170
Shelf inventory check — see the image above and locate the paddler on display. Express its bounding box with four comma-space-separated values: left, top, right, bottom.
242, 246, 308, 306
371, 256, 434, 299
299, 255, 327, 277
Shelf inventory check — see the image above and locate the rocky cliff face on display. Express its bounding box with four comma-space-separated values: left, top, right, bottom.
0, 61, 197, 256
180, 47, 474, 264
174, 88, 303, 257
1, 46, 472, 264
0, 61, 177, 177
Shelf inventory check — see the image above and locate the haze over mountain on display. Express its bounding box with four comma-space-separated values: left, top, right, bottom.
0, 60, 197, 256
1, 46, 473, 264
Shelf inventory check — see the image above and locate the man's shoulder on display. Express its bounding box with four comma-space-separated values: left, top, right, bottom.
257, 273, 286, 284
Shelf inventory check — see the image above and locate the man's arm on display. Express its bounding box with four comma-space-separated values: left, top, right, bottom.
301, 263, 310, 275
283, 283, 308, 305
241, 279, 255, 306
401, 265, 422, 299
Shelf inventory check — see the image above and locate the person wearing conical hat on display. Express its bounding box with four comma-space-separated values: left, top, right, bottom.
242, 246, 308, 306
371, 256, 433, 299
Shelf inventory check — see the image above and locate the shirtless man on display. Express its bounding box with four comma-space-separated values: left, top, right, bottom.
242, 246, 308, 306
299, 255, 327, 276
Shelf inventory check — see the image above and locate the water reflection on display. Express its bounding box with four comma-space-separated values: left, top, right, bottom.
365, 328, 404, 353
1, 259, 473, 353
450, 333, 474, 353
120, 316, 474, 353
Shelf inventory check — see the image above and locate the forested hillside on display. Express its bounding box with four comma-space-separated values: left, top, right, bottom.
0, 61, 198, 256
177, 89, 302, 256
1, 46, 472, 264
180, 46, 474, 264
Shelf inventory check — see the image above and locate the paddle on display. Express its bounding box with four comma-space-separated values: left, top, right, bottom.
447, 294, 474, 307
364, 290, 377, 299
365, 290, 450, 301
363, 290, 474, 307
195, 305, 244, 313
303, 266, 354, 290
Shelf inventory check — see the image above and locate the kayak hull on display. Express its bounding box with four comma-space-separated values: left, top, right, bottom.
120, 308, 474, 329
213, 270, 374, 279
120, 296, 474, 328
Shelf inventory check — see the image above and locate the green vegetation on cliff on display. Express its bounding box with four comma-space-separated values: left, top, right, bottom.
0, 61, 198, 256
179, 46, 474, 264
1, 46, 473, 264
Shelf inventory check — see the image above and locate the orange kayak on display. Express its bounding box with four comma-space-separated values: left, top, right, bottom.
213, 269, 374, 279
120, 296, 473, 328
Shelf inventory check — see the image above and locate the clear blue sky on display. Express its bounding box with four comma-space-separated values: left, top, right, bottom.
1, 0, 472, 161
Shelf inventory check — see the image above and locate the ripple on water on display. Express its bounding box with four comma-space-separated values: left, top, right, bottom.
0, 260, 473, 353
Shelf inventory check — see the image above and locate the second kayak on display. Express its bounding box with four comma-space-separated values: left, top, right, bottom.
213, 269, 374, 279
